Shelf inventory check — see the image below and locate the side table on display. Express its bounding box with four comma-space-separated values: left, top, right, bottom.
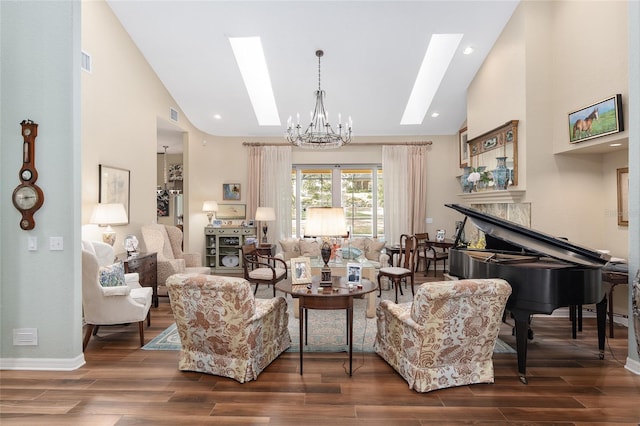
275, 276, 377, 376
120, 252, 158, 307
256, 244, 276, 256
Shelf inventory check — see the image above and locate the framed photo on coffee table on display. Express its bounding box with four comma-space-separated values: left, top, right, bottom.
347, 263, 362, 285
292, 257, 312, 284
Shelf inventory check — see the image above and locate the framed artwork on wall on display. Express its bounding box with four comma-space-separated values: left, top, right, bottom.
568, 94, 624, 144
617, 167, 628, 226
98, 164, 130, 223
156, 190, 169, 217
168, 164, 183, 181
223, 183, 241, 200
458, 126, 469, 168
217, 204, 246, 220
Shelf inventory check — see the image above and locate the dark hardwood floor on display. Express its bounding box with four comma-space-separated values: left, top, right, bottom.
2, 274, 640, 425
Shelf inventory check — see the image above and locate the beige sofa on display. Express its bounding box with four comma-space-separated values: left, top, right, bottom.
277, 237, 389, 267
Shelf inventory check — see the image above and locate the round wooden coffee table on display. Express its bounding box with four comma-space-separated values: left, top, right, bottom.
275, 275, 377, 376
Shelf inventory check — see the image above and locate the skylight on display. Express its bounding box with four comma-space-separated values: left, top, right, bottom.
229, 36, 280, 126
400, 34, 463, 125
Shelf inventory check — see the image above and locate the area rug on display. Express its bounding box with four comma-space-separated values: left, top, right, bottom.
143, 287, 516, 354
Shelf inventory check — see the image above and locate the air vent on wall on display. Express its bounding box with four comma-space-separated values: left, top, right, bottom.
170, 107, 179, 122
81, 51, 92, 73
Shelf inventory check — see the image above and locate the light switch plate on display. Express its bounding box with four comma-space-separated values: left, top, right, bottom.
28, 236, 38, 251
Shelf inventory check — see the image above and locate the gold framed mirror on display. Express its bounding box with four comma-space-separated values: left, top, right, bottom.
468, 120, 518, 186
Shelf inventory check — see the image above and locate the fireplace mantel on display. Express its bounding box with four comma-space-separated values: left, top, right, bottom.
457, 189, 526, 204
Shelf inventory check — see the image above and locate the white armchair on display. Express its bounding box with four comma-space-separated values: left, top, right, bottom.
141, 224, 210, 298
82, 240, 140, 289
82, 243, 152, 351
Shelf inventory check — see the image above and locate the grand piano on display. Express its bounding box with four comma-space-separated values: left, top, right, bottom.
446, 203, 611, 384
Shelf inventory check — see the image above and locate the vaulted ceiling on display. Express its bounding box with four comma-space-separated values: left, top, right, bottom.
107, 0, 520, 151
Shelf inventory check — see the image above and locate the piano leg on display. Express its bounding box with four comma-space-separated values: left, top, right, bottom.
596, 295, 606, 360
512, 310, 531, 385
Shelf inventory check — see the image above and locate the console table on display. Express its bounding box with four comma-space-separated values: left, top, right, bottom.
120, 252, 158, 307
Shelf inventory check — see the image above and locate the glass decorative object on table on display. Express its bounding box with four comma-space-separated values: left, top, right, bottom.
124, 234, 139, 257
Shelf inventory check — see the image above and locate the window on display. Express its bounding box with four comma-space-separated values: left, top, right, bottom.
292, 165, 383, 238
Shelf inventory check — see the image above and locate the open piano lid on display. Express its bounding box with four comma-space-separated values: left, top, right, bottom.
446, 204, 611, 267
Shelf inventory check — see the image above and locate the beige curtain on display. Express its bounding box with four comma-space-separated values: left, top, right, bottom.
408, 145, 428, 234
260, 146, 292, 242
247, 146, 292, 243
382, 145, 428, 245
247, 147, 262, 224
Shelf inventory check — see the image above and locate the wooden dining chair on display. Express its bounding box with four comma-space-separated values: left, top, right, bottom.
415, 232, 449, 277
377, 234, 418, 303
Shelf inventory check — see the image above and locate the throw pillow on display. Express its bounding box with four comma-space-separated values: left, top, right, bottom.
299, 239, 321, 257
340, 247, 363, 260
350, 237, 367, 252
365, 239, 386, 262
99, 262, 126, 287
279, 238, 300, 261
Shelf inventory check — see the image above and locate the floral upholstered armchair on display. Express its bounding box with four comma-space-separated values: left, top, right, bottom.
374, 278, 511, 393
141, 224, 210, 298
166, 274, 291, 383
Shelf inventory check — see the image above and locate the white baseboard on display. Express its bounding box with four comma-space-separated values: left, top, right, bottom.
625, 356, 640, 375
0, 354, 85, 371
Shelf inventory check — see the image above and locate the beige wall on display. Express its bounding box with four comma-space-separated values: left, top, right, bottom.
184, 134, 462, 253
467, 1, 629, 315
82, 0, 208, 250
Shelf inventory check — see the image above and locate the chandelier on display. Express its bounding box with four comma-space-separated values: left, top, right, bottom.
286, 50, 352, 149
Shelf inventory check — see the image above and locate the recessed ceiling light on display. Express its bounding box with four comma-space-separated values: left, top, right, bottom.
431, 112, 440, 118
463, 46, 474, 55
213, 114, 222, 120
401, 34, 463, 125
229, 36, 280, 126
610, 143, 622, 147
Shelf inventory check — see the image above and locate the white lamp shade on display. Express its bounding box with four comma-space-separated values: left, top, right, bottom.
90, 203, 128, 225
202, 200, 219, 212
255, 207, 276, 221
304, 207, 347, 237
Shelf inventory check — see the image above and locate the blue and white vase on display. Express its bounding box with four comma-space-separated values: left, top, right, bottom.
493, 156, 509, 190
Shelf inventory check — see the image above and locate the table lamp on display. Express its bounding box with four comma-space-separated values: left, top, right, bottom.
202, 200, 218, 226
90, 203, 128, 246
304, 207, 347, 286
255, 207, 276, 244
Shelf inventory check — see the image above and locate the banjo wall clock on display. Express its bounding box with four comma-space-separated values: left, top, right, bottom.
12, 119, 44, 230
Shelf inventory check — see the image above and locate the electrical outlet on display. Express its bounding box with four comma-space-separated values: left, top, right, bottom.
49, 236, 64, 251
426, 218, 433, 224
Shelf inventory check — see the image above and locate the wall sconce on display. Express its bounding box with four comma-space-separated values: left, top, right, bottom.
202, 200, 218, 226
255, 207, 276, 245
90, 203, 128, 246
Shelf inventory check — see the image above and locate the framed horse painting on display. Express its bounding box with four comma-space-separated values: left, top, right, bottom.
568, 94, 624, 144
